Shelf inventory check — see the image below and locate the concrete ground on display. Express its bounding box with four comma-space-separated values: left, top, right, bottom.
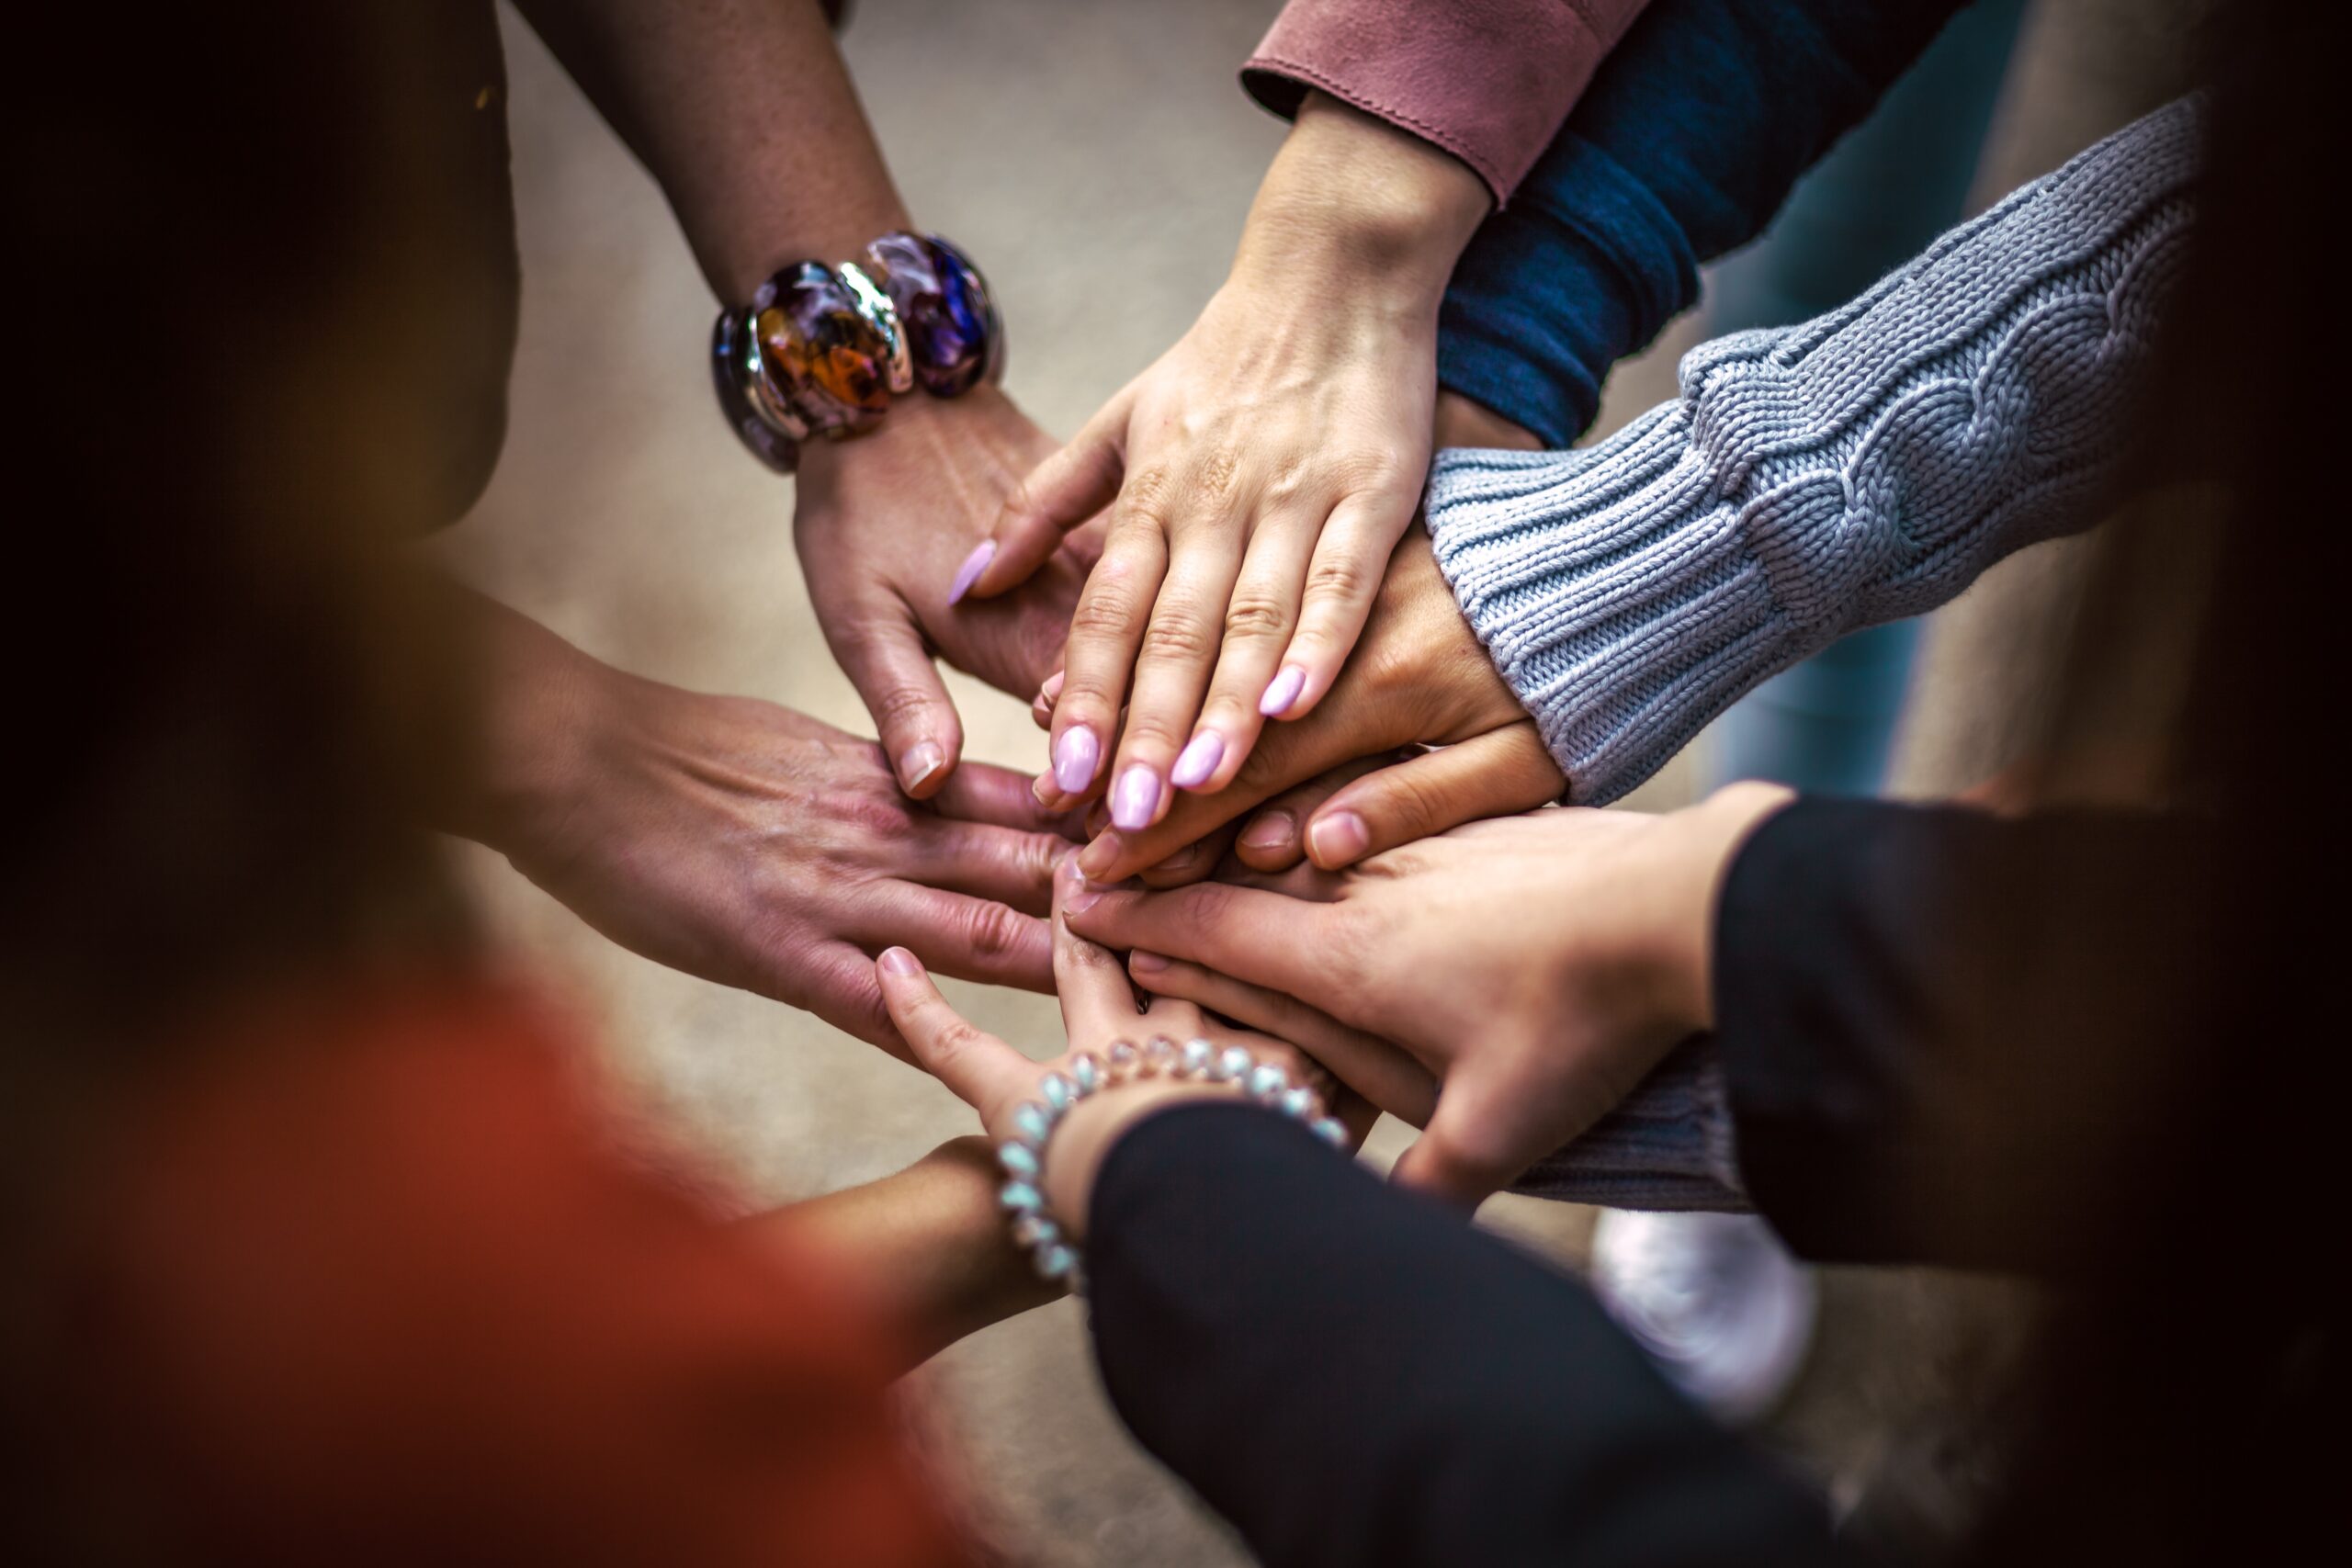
443, 2, 2186, 1559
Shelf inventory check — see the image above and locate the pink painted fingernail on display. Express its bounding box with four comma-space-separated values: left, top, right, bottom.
1259, 665, 1307, 716
946, 539, 996, 605
1238, 809, 1296, 852
1053, 725, 1100, 794
1111, 764, 1162, 832
878, 946, 922, 977
1170, 729, 1226, 789
1306, 809, 1371, 867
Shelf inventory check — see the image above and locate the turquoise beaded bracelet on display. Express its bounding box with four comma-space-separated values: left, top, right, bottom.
996, 1036, 1347, 1290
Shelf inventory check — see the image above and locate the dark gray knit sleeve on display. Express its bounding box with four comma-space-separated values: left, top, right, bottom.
1425, 96, 2203, 805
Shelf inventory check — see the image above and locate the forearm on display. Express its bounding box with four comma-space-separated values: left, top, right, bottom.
1087, 1104, 1835, 1567
1428, 97, 2201, 805
1439, 0, 1969, 444
765, 1137, 1062, 1375
513, 0, 906, 299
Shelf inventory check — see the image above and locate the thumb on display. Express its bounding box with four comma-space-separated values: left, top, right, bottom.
1303, 724, 1564, 871
876, 948, 1032, 1131
1389, 1065, 1525, 1207
831, 603, 966, 798
967, 389, 1131, 599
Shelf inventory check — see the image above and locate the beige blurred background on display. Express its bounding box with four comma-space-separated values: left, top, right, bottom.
440, 1, 2187, 1559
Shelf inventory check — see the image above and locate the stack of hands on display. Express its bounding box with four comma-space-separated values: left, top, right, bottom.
456, 95, 1789, 1229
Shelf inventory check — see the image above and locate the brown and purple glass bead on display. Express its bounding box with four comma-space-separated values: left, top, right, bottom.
709, 308, 799, 472
749, 261, 894, 436
863, 231, 1003, 397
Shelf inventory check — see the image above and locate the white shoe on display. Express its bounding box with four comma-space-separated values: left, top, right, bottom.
1589, 1210, 1817, 1425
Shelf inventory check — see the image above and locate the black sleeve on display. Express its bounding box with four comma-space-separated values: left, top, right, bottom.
1715, 797, 2218, 1274
1086, 1103, 1842, 1568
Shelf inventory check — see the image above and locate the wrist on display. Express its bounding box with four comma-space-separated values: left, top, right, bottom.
434, 589, 619, 856
1670, 783, 1799, 1031
1042, 1080, 1242, 1241
1231, 92, 1490, 308
1434, 389, 1543, 452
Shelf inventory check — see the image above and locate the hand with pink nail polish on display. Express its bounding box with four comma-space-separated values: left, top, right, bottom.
956, 94, 1493, 825
1069, 532, 1566, 886
795, 389, 1105, 800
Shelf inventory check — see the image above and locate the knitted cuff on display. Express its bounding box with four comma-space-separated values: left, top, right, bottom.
1428, 96, 2202, 804
1510, 1037, 1747, 1211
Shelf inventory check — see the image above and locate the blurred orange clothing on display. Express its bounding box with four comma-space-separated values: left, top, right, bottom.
42, 984, 970, 1567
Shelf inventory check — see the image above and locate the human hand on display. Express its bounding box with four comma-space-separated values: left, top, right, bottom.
962, 95, 1489, 829
1067, 785, 1795, 1203
1047, 530, 1566, 884
794, 385, 1103, 796
871, 862, 1391, 1240
458, 594, 1080, 1053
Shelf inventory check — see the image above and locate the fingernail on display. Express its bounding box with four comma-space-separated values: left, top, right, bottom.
1170, 730, 1226, 789
1111, 764, 1162, 832
1128, 950, 1169, 976
1151, 841, 1198, 873
1306, 809, 1370, 867
1039, 670, 1065, 705
1053, 725, 1100, 794
1033, 771, 1059, 807
1061, 861, 1106, 915
1078, 834, 1119, 880
1259, 665, 1306, 716
1239, 809, 1296, 852
878, 946, 922, 977
946, 539, 996, 605
899, 740, 944, 792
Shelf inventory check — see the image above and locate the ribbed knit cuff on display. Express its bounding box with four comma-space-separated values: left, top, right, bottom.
1429, 96, 2202, 804
1510, 1036, 1746, 1210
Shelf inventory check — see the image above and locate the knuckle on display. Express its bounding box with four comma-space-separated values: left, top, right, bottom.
1069, 591, 1142, 643
1302, 550, 1374, 610
1222, 591, 1291, 645
960, 898, 1030, 962
1114, 467, 1182, 536
1139, 609, 1218, 667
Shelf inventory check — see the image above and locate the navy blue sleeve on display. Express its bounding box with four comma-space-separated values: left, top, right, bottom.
1087, 1103, 1840, 1568
1439, 0, 1967, 445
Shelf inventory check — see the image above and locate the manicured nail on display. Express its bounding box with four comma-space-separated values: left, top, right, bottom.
1259, 665, 1307, 716
1128, 950, 1170, 976
1306, 809, 1371, 867
1111, 764, 1162, 832
1238, 809, 1296, 852
899, 740, 944, 792
1170, 730, 1226, 789
878, 946, 922, 977
946, 539, 996, 605
1053, 725, 1100, 794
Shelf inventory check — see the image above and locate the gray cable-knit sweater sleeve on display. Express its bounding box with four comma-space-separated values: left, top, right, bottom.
1426, 96, 2202, 805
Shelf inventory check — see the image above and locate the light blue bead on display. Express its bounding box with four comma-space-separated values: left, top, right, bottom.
1179, 1038, 1213, 1077
1011, 1213, 1060, 1250
1069, 1054, 1102, 1094
1215, 1046, 1252, 1084
999, 1180, 1044, 1214
1034, 1243, 1078, 1281
998, 1142, 1040, 1180
1277, 1087, 1317, 1120
1310, 1117, 1347, 1147
1246, 1063, 1288, 1100
1041, 1072, 1075, 1111
1012, 1102, 1051, 1145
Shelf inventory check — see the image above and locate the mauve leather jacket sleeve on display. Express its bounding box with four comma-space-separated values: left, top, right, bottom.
1239, 0, 1654, 203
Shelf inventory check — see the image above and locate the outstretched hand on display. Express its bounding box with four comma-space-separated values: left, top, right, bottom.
794, 386, 1104, 797
1041, 531, 1566, 885
1067, 787, 1793, 1204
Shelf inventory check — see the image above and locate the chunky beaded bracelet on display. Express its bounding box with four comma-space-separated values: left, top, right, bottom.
711, 231, 1002, 472
997, 1036, 1349, 1291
